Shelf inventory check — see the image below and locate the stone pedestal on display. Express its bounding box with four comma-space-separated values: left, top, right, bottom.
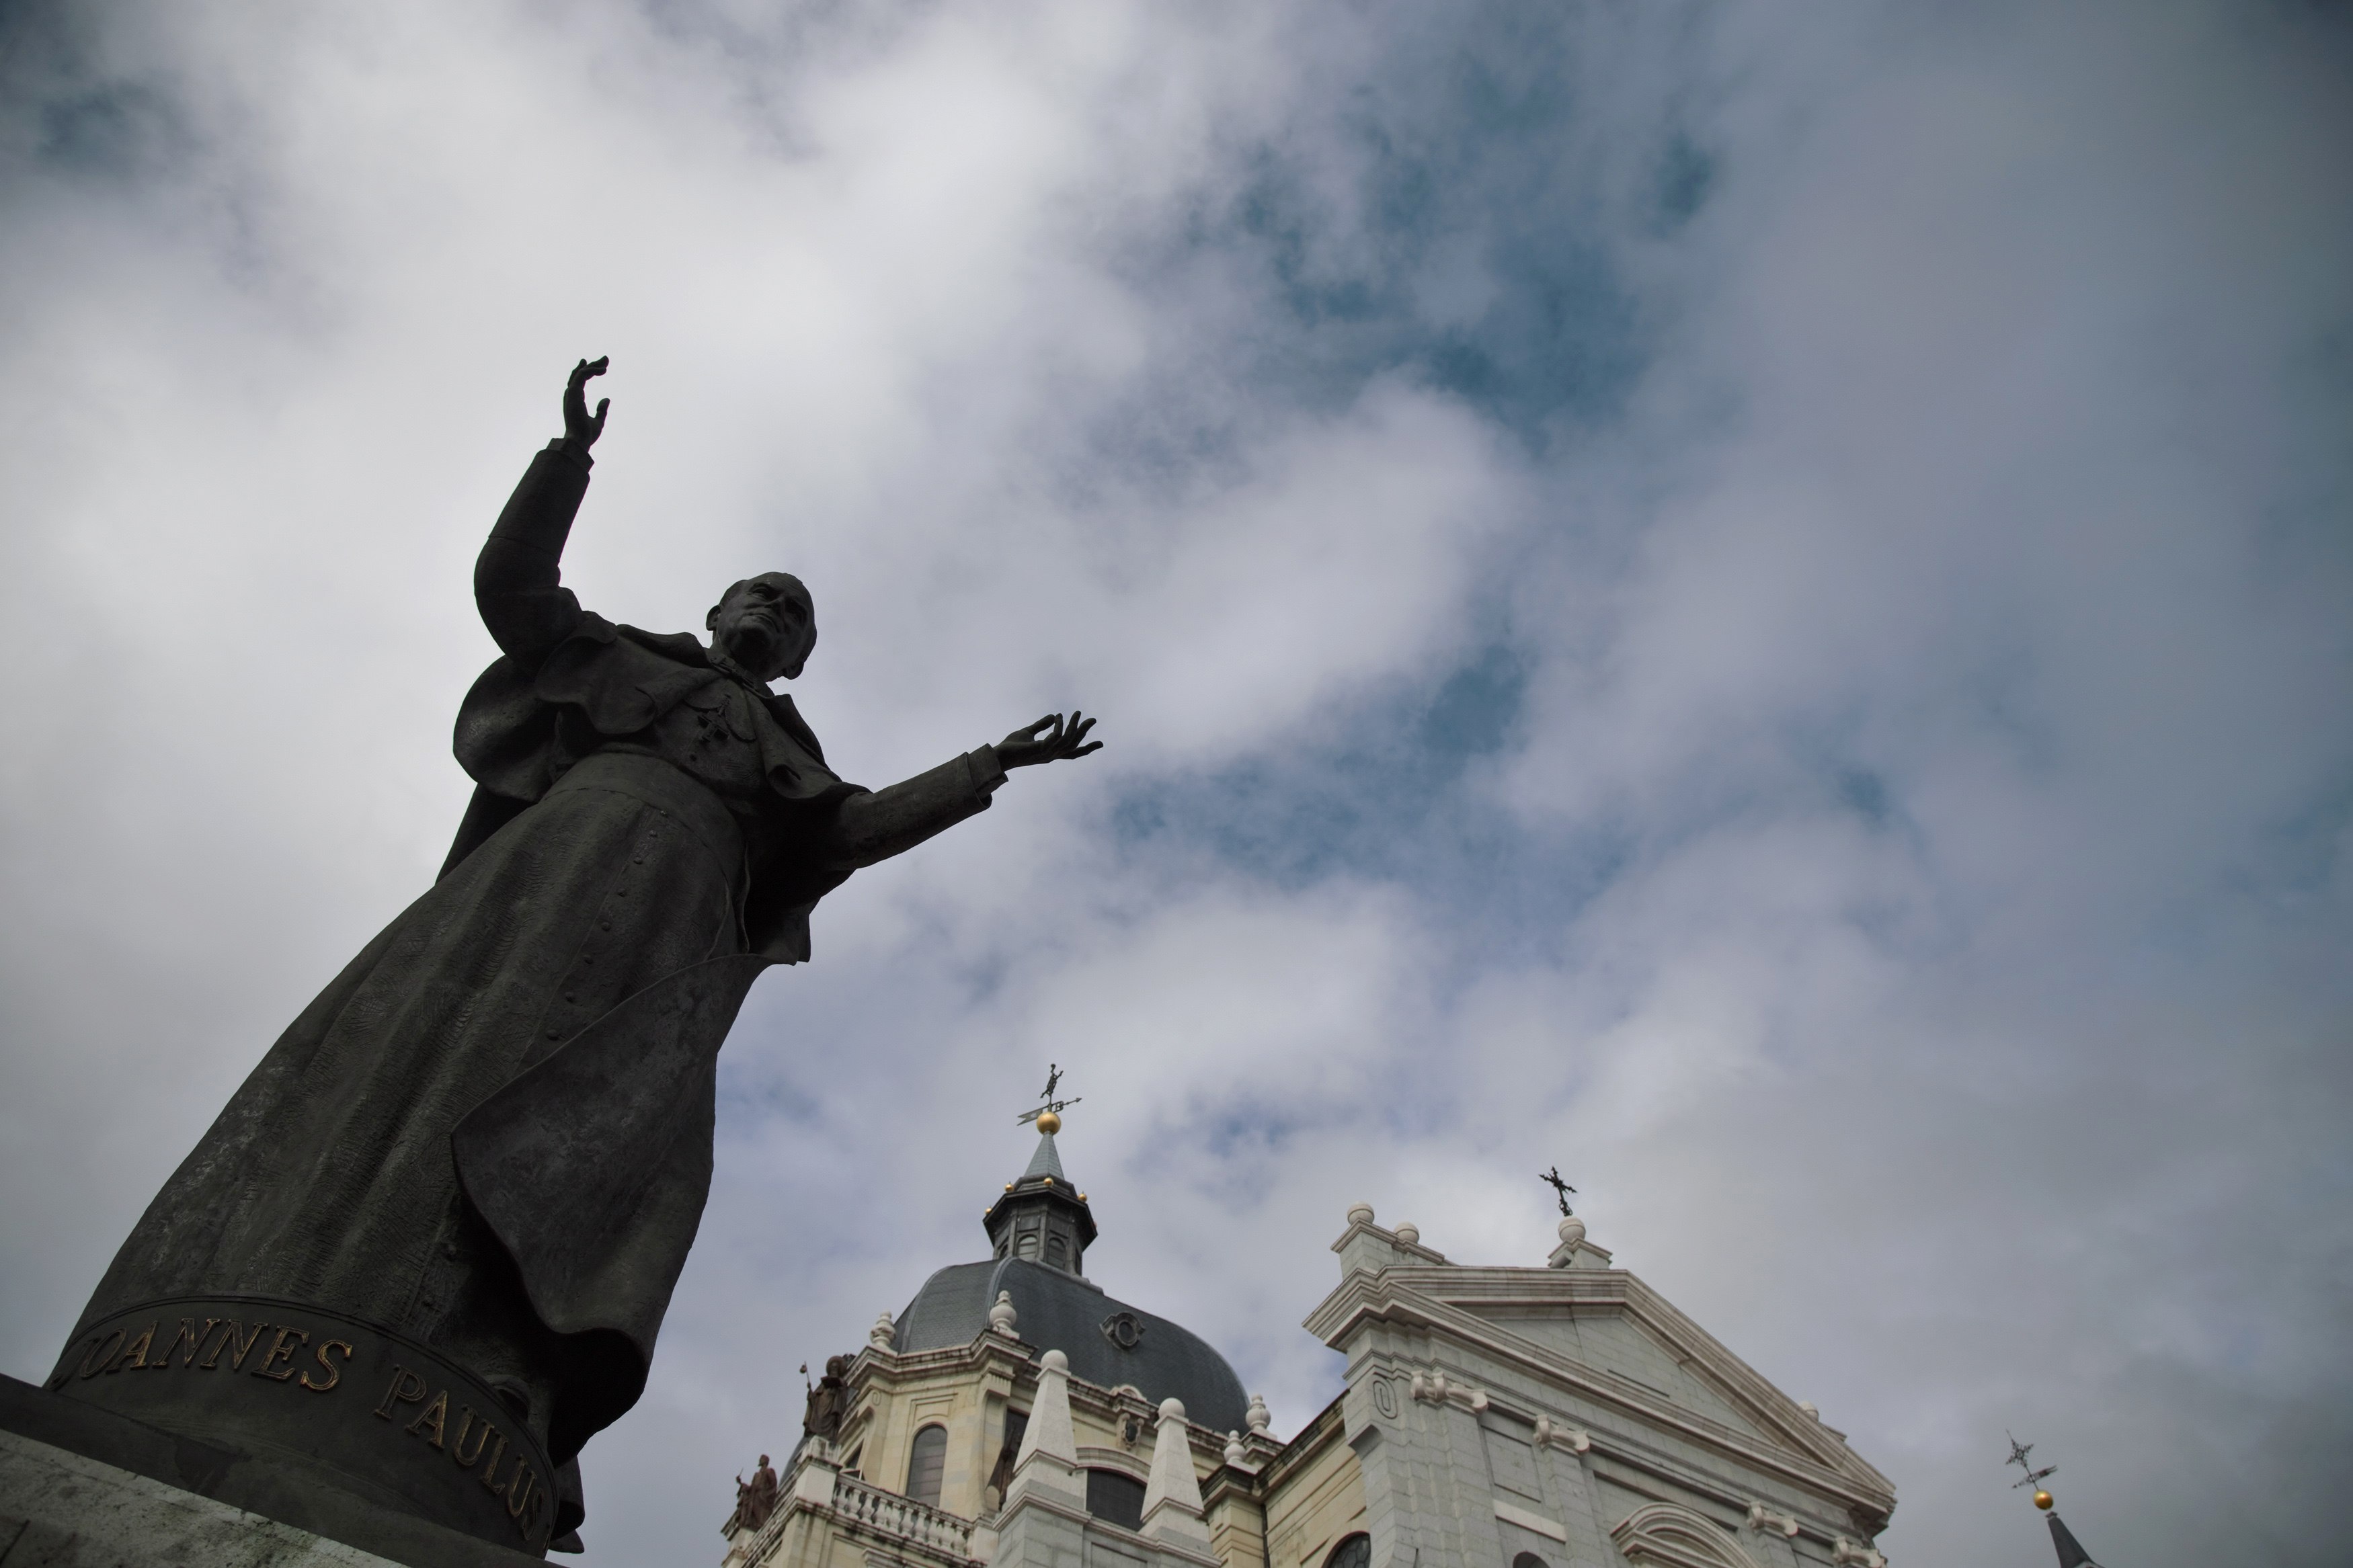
46, 1298, 561, 1555
2, 1427, 396, 1566
0, 1374, 546, 1568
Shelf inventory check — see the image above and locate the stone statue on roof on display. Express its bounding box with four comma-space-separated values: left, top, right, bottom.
804, 1354, 855, 1441
729, 1453, 781, 1536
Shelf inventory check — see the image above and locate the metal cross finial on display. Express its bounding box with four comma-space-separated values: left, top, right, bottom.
1540, 1165, 1577, 1216
1015, 1063, 1083, 1124
2005, 1432, 2057, 1491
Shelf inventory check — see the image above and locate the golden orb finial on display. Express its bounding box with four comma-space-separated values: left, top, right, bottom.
1037, 1109, 1062, 1134
2034, 1490, 2052, 1511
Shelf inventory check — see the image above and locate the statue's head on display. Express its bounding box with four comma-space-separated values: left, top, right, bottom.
707, 572, 815, 682
826, 1354, 854, 1378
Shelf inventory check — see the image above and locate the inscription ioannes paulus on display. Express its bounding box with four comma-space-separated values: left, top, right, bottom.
59, 1301, 560, 1546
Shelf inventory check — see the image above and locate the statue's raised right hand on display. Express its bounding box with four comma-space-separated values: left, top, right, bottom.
563, 357, 610, 449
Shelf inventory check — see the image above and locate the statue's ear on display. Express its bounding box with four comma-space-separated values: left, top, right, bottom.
707, 579, 749, 636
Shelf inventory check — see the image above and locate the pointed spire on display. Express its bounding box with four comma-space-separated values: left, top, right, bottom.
2048, 1514, 2101, 1568
1005, 1349, 1084, 1509
985, 1124, 1096, 1274
2008, 1433, 2098, 1566
1141, 1397, 1212, 1549
1023, 1132, 1067, 1183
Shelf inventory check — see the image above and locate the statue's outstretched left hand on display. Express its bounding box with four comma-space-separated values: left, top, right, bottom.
997, 712, 1102, 770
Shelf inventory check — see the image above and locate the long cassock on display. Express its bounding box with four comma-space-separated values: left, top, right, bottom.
62, 431, 1005, 1522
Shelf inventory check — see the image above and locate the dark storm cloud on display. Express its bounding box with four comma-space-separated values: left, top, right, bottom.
2, 2, 2348, 1565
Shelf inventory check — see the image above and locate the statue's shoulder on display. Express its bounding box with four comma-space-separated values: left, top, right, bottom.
761, 691, 830, 766
521, 622, 722, 738
612, 624, 709, 664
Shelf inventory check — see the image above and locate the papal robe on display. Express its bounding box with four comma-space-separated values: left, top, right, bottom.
63, 434, 1004, 1518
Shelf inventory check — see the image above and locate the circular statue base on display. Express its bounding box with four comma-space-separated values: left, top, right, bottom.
47, 1296, 559, 1556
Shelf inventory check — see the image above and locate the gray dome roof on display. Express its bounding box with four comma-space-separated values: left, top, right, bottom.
893, 1257, 1248, 1435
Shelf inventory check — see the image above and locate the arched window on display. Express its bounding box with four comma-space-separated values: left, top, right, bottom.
1511, 1554, 1549, 1568
905, 1424, 948, 1508
1325, 1534, 1371, 1568
1016, 1233, 1040, 1260
1084, 1468, 1147, 1531
1046, 1234, 1068, 1266
1609, 1503, 1767, 1568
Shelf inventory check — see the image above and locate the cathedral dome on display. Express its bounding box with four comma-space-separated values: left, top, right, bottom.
887, 1130, 1249, 1435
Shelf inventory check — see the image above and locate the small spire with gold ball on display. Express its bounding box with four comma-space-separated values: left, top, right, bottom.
2007, 1432, 2103, 1567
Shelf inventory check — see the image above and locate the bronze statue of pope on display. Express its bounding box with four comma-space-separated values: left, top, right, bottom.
50, 359, 1097, 1551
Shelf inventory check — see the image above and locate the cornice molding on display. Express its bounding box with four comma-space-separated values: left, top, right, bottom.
848, 1327, 1232, 1472
1257, 1393, 1347, 1496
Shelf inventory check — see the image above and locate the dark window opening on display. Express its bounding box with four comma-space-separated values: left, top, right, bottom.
906, 1424, 948, 1508
1511, 1555, 1548, 1568
1047, 1235, 1068, 1266
986, 1409, 1029, 1507
1084, 1468, 1146, 1531
1326, 1535, 1371, 1568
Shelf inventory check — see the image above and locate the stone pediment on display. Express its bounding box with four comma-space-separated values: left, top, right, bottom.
1302, 1259, 1895, 1519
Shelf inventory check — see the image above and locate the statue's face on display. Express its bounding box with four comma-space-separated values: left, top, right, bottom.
709, 573, 814, 682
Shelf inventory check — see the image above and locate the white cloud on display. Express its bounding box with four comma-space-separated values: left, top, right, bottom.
1, 1, 2348, 1565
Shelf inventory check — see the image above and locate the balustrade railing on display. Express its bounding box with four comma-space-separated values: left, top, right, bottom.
741, 1463, 982, 1567
832, 1472, 980, 1560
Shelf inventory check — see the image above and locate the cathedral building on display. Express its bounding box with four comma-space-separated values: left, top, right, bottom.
721, 1122, 1897, 1568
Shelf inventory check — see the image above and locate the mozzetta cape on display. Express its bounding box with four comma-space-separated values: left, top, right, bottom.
444, 609, 866, 962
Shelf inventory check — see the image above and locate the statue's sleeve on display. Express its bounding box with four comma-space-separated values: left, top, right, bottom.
811, 746, 1007, 870
475, 438, 594, 666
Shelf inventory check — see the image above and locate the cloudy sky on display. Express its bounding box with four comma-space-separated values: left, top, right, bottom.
3, 0, 2348, 1562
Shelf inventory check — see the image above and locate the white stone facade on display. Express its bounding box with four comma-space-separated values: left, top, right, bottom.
721, 1208, 1893, 1568
721, 1337, 1267, 1568
1298, 1211, 1894, 1568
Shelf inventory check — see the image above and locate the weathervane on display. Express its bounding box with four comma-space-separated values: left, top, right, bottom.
1016, 1063, 1082, 1134
2008, 1431, 2108, 1564
2005, 1432, 2057, 1507
1540, 1165, 1577, 1216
